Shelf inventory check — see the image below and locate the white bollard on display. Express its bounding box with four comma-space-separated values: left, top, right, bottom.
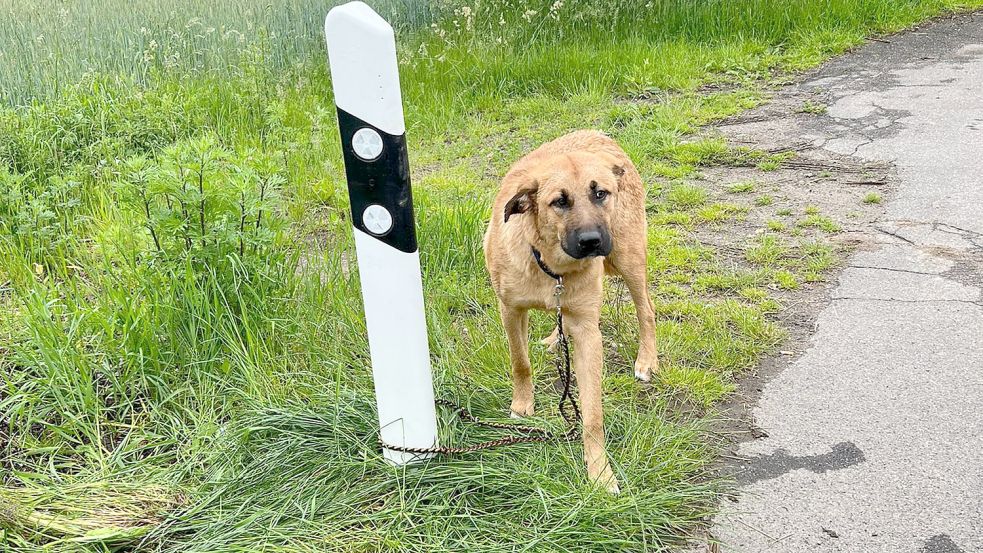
324, 1, 439, 464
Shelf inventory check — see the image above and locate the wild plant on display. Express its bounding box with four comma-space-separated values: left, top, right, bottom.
117, 135, 286, 279
0, 164, 84, 262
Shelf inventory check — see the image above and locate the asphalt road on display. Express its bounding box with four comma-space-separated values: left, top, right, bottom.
713, 12, 983, 553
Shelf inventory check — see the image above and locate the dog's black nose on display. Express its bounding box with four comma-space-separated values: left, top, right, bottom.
578, 230, 602, 253
563, 227, 612, 259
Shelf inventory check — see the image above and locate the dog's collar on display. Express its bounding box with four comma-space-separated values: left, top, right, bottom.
530, 247, 562, 281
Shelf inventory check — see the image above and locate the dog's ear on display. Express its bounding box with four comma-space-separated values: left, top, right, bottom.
504, 181, 538, 223
595, 152, 626, 189
611, 163, 626, 191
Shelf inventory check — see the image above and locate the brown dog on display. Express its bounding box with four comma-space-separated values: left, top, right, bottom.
483, 130, 659, 493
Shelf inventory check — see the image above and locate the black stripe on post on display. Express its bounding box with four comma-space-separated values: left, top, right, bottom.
337, 108, 418, 253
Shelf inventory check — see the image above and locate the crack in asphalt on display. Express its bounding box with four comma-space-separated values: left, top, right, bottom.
876, 226, 918, 245
831, 296, 982, 306
874, 220, 983, 251
845, 265, 944, 276
848, 136, 874, 157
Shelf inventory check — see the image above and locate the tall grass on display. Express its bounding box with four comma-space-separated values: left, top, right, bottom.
0, 0, 434, 105
2, 0, 982, 550
3, 0, 977, 106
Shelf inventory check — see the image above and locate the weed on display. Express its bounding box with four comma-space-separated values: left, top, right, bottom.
863, 192, 883, 204
667, 183, 709, 208
754, 195, 774, 206
798, 214, 841, 233
766, 220, 786, 232
116, 138, 287, 274
696, 202, 745, 224
802, 240, 836, 273
798, 100, 828, 114
773, 269, 799, 290
665, 139, 731, 166
726, 181, 756, 194
745, 234, 788, 266
757, 159, 781, 171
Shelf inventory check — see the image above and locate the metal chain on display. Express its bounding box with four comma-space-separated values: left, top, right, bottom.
380, 276, 581, 456
553, 276, 581, 436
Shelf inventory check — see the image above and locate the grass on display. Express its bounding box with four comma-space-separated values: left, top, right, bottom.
2, 0, 981, 551
745, 234, 789, 266
798, 212, 842, 233
773, 269, 799, 290
0, 0, 434, 106
863, 192, 883, 204
726, 181, 756, 194
798, 99, 828, 114
666, 183, 709, 208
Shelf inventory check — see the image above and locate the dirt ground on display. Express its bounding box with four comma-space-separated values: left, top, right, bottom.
683, 56, 912, 501
657, 56, 914, 548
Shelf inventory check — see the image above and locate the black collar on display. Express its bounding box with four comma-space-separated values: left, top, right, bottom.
531, 247, 562, 281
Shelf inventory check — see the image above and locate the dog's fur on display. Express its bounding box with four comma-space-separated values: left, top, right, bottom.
483, 130, 659, 492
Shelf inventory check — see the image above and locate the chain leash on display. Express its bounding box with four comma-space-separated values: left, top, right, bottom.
381, 276, 581, 456
553, 276, 581, 436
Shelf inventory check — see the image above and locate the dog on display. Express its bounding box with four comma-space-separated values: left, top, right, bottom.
483, 130, 659, 493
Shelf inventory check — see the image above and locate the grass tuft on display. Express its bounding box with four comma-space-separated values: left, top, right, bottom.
666, 183, 709, 208
745, 234, 788, 266
863, 192, 883, 204
726, 181, 756, 194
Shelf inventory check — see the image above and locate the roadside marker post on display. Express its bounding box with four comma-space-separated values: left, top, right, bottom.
324, 2, 439, 464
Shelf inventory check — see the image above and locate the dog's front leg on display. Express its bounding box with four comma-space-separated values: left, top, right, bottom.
567, 312, 619, 493
500, 302, 534, 417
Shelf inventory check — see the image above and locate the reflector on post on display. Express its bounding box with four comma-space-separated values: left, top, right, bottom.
324, 1, 438, 464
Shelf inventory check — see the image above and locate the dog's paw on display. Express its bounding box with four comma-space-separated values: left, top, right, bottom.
592, 470, 620, 494
509, 401, 535, 418
606, 479, 621, 495
539, 327, 560, 352
633, 356, 659, 382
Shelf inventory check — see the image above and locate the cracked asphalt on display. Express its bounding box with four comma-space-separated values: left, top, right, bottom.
711, 12, 983, 553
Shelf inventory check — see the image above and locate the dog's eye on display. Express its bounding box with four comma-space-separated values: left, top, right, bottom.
593, 189, 609, 201
551, 194, 569, 208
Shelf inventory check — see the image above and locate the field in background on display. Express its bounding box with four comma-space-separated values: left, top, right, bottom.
0, 0, 434, 105
2, 1, 981, 551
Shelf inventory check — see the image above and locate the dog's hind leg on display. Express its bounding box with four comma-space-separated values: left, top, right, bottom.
500, 302, 535, 417
539, 326, 560, 351
609, 255, 659, 382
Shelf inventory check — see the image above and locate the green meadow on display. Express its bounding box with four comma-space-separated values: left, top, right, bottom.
2, 1, 980, 550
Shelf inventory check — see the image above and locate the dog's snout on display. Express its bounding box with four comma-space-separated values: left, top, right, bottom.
578, 230, 602, 251
563, 227, 612, 259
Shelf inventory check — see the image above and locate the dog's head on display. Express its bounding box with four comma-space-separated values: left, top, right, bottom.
504, 152, 623, 260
